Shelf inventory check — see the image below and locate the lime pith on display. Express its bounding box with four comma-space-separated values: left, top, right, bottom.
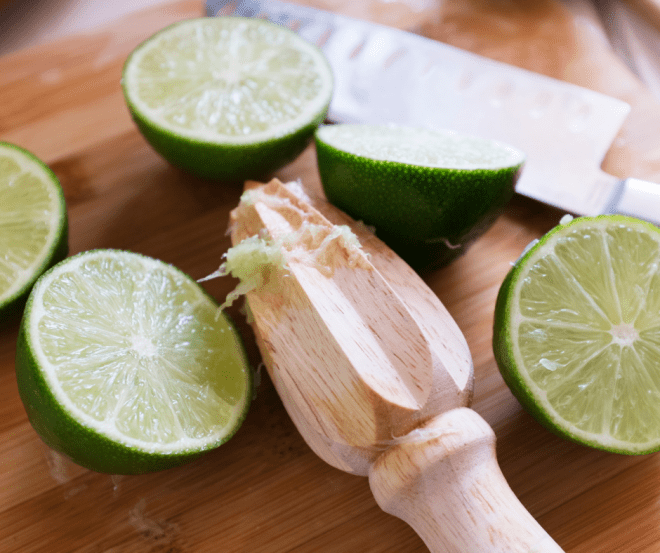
315, 124, 525, 271
493, 215, 660, 454
0, 142, 68, 320
122, 17, 334, 181
16, 250, 252, 474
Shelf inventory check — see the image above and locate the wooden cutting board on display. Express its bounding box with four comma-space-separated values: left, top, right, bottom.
1, 1, 660, 551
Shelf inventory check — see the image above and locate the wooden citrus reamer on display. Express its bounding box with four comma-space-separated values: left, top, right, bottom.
228, 178, 563, 552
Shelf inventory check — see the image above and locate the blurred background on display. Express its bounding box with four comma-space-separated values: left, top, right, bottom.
1, 0, 660, 103
4, 0, 660, 192
0, 0, 172, 54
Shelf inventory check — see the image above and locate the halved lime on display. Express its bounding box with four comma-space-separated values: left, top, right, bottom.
16, 249, 252, 474
315, 124, 525, 271
122, 17, 334, 182
493, 215, 660, 455
0, 142, 68, 319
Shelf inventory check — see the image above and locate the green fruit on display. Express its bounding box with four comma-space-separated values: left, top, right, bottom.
315, 124, 525, 271
122, 17, 334, 182
16, 249, 252, 474
0, 141, 68, 320
493, 215, 660, 455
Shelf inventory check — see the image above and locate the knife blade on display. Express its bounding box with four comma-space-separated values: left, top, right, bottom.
206, 0, 660, 225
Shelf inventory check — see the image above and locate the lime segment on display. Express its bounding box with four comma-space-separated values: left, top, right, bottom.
493, 215, 660, 454
122, 17, 333, 181
0, 142, 67, 318
315, 124, 525, 271
17, 250, 252, 473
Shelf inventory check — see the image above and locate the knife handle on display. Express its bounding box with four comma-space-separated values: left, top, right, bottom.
368, 408, 564, 553
610, 177, 660, 226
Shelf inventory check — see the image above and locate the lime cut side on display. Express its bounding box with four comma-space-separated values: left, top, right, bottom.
315, 124, 525, 271
122, 17, 334, 181
493, 215, 660, 454
317, 124, 524, 169
17, 250, 252, 473
0, 142, 67, 318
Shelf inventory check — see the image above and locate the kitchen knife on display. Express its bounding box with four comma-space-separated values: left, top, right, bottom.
207, 0, 660, 226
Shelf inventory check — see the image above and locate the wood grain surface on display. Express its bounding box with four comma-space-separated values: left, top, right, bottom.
1, 1, 660, 552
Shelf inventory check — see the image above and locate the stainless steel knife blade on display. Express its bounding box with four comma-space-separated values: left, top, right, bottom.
206, 0, 660, 225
